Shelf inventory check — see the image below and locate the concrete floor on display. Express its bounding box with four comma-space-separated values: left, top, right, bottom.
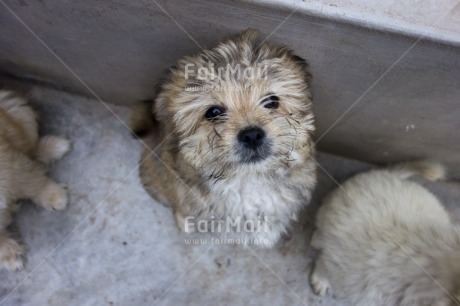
0, 85, 459, 306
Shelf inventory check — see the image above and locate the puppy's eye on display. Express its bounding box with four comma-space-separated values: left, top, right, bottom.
205, 106, 225, 120
261, 95, 280, 109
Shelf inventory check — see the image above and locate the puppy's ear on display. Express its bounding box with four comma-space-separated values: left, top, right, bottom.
290, 54, 312, 84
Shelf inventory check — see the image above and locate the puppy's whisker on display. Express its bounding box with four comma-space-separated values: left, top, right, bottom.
213, 126, 223, 140
210, 133, 218, 153
284, 117, 294, 130
277, 133, 293, 137
202, 144, 228, 158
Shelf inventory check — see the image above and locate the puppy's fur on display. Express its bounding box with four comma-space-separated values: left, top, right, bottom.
131, 29, 316, 247
0, 90, 70, 271
310, 161, 460, 305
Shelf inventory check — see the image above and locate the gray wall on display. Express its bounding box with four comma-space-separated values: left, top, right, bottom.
1, 0, 459, 175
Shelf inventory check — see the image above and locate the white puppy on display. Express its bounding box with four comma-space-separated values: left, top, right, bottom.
310, 161, 460, 306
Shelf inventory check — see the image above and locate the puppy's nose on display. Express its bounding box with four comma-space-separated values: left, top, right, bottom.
238, 127, 265, 150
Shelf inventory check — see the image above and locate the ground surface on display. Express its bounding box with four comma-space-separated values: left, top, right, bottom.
0, 85, 459, 306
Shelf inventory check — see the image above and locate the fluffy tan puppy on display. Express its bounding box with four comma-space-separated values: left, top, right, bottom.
0, 90, 70, 271
131, 29, 316, 247
310, 161, 460, 305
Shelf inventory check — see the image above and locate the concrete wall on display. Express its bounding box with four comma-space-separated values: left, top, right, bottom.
1, 0, 459, 175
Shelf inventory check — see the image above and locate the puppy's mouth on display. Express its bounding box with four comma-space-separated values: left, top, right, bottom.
236, 142, 272, 164
235, 126, 272, 164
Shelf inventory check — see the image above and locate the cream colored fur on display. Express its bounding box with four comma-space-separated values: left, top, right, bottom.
310, 161, 460, 305
0, 90, 71, 271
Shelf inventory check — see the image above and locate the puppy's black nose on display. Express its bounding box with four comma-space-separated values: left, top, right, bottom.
238, 127, 265, 150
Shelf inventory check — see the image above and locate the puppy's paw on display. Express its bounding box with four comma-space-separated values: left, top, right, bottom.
175, 211, 195, 233
36, 136, 71, 164
0, 239, 25, 271
310, 273, 330, 296
310, 263, 330, 296
37, 183, 68, 211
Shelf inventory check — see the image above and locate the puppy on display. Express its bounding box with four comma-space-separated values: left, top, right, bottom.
0, 90, 70, 271
310, 161, 460, 305
131, 29, 316, 247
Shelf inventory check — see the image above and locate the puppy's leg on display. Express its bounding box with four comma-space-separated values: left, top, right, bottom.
35, 136, 71, 164
0, 91, 39, 154
175, 209, 195, 233
0, 229, 24, 271
23, 174, 67, 211
310, 256, 331, 296
16, 156, 67, 211
310, 229, 323, 249
32, 180, 67, 211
